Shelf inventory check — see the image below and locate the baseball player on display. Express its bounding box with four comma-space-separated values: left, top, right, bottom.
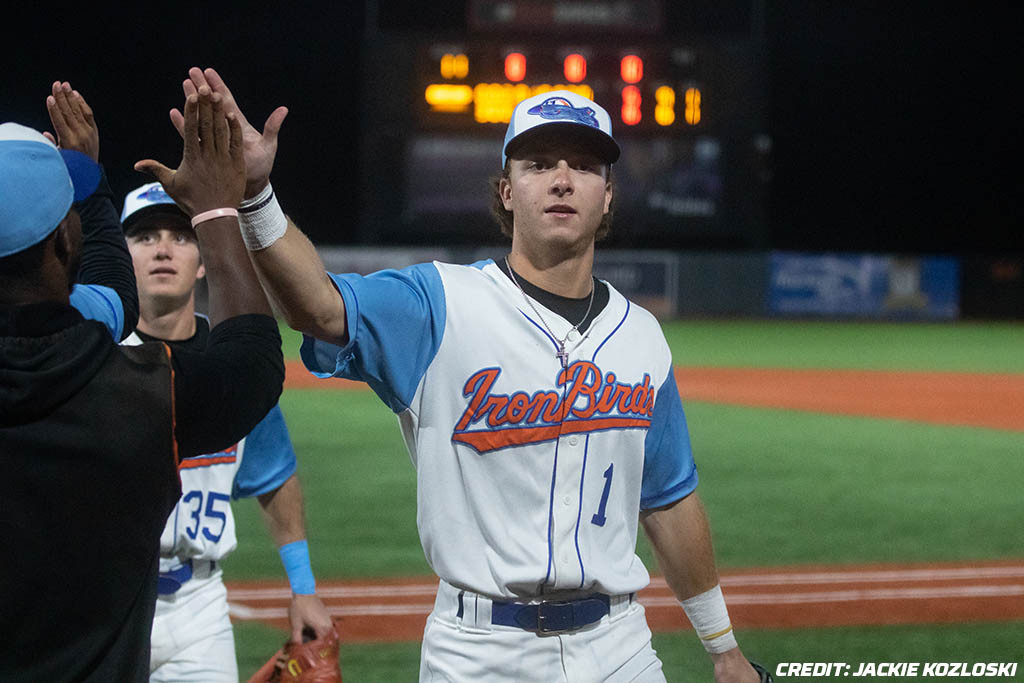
177, 67, 762, 682
118, 182, 333, 682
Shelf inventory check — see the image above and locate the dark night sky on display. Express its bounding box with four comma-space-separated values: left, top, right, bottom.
3, 2, 1020, 255
766, 2, 1021, 255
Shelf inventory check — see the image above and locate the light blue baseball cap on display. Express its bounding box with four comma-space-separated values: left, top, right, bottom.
501, 89, 620, 167
0, 122, 101, 258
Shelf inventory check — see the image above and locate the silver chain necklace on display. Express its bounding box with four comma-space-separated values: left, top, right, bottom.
505, 256, 595, 368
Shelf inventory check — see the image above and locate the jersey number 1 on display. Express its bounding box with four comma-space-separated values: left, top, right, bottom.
591, 463, 614, 527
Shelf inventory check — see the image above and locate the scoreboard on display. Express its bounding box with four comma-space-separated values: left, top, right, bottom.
418, 44, 705, 130
356, 1, 768, 249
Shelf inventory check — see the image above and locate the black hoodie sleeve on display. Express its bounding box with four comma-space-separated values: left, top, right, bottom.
169, 314, 285, 458
74, 166, 139, 340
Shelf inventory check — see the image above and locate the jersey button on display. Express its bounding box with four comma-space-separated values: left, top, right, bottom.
567, 330, 581, 342
563, 495, 572, 506
569, 436, 579, 446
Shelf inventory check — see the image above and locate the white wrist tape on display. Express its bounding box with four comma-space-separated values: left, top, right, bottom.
238, 183, 287, 251
679, 584, 738, 654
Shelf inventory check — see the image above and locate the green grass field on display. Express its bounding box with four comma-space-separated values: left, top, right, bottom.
226, 321, 1024, 680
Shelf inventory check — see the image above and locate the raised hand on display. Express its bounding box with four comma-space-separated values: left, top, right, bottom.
170, 67, 288, 198
44, 81, 99, 162
135, 86, 246, 216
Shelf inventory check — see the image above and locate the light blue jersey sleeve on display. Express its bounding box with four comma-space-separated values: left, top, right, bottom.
299, 263, 447, 413
69, 283, 124, 341
640, 372, 698, 510
232, 404, 298, 499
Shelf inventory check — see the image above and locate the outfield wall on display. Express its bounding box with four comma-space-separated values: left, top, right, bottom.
258, 248, 1022, 321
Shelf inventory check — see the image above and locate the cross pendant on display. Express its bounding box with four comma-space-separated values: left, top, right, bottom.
556, 345, 569, 368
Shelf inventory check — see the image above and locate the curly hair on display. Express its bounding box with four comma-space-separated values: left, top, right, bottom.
489, 164, 615, 241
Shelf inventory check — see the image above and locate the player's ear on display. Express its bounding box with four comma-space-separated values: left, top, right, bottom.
54, 210, 83, 290
603, 180, 613, 215
195, 262, 206, 280
53, 210, 81, 266
499, 176, 513, 211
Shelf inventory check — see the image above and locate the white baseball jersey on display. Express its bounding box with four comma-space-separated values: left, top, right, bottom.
301, 260, 696, 600
152, 406, 295, 570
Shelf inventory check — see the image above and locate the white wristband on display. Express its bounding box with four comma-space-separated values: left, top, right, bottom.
679, 584, 738, 654
238, 183, 287, 251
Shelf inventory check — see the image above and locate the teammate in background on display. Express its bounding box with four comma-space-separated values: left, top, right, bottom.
177, 67, 763, 682
119, 182, 333, 682
2, 86, 283, 681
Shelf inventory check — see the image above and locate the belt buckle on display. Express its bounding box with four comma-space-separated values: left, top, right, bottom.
536, 600, 574, 633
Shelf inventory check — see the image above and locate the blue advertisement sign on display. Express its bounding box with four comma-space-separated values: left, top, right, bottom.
768, 252, 959, 319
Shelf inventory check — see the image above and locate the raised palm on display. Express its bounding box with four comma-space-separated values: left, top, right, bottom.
170, 67, 288, 198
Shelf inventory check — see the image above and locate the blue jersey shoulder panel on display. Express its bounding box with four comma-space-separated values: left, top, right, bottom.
232, 404, 297, 499
640, 371, 698, 509
299, 262, 447, 412
69, 283, 124, 340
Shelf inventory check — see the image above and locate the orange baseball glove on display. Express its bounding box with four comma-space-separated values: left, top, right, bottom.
247, 625, 342, 683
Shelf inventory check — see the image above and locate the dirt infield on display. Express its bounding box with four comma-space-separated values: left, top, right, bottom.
227, 560, 1024, 642
673, 367, 1024, 432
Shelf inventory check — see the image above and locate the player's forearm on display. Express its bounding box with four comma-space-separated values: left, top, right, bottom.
643, 493, 751, 662
257, 474, 308, 546
197, 216, 274, 326
260, 474, 320, 597
640, 492, 720, 600
248, 222, 348, 345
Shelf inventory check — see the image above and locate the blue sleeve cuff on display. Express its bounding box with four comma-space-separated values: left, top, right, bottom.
232, 405, 297, 499
69, 284, 124, 340
300, 265, 447, 413
640, 464, 698, 510
640, 372, 698, 509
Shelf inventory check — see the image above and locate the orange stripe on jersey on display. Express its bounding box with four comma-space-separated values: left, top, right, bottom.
179, 453, 239, 469
454, 424, 563, 452
164, 343, 180, 471
559, 417, 651, 434
452, 417, 650, 453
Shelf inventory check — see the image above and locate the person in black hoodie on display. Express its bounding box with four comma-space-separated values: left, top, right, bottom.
0, 84, 283, 682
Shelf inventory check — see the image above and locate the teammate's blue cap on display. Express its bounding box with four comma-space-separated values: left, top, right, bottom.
0, 122, 101, 258
502, 89, 620, 167
121, 181, 185, 231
